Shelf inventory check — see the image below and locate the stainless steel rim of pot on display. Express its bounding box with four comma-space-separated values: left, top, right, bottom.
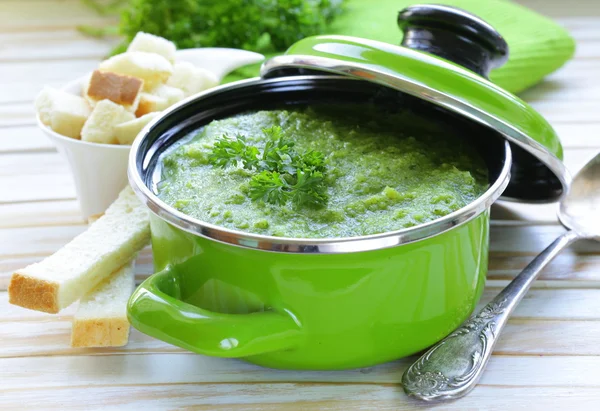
128, 76, 512, 254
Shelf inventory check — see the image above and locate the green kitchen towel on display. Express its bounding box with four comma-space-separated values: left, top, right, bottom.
229, 0, 575, 94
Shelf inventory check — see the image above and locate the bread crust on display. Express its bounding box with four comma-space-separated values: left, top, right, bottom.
71, 317, 131, 347
8, 272, 60, 314
135, 93, 168, 117
86, 70, 143, 108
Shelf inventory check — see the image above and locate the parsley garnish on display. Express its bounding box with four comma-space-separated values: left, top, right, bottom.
209, 126, 328, 208
208, 134, 259, 169
249, 170, 328, 208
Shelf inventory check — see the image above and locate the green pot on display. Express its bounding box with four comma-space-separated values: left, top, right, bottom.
131, 210, 491, 370
127, 5, 567, 370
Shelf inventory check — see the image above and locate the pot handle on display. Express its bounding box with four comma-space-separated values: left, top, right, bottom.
398, 4, 509, 78
127, 266, 303, 357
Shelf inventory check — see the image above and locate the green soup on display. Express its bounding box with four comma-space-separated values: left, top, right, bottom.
158, 106, 488, 238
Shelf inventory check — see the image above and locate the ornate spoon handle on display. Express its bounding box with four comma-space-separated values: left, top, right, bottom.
402, 230, 581, 401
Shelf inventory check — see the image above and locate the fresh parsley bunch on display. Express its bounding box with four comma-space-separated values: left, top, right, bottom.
81, 0, 346, 54
209, 126, 329, 208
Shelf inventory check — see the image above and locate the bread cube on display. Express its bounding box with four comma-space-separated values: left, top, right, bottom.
81, 100, 135, 144
115, 112, 159, 145
151, 84, 185, 106
167, 61, 219, 97
35, 86, 91, 139
135, 93, 170, 117
84, 70, 144, 112
99, 51, 172, 90
127, 32, 177, 63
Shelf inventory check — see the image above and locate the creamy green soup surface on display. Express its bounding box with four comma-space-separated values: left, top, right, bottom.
158, 106, 489, 238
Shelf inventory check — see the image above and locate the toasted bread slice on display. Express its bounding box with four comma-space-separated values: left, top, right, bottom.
85, 70, 144, 112
127, 32, 177, 63
167, 62, 219, 97
81, 99, 135, 144
115, 112, 159, 145
71, 260, 135, 347
35, 86, 91, 139
8, 186, 150, 313
99, 51, 173, 90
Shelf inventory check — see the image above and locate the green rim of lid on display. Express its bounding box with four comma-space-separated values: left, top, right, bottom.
260, 34, 570, 203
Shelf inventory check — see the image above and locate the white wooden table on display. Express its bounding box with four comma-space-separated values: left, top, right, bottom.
2, 1, 600, 409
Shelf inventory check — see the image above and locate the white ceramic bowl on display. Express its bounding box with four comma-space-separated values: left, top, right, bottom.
38, 48, 264, 219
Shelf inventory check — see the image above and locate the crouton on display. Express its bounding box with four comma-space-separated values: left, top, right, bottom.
84, 70, 144, 112
134, 93, 170, 117
151, 84, 185, 106
81, 100, 135, 144
99, 51, 173, 90
167, 61, 219, 97
127, 32, 177, 63
35, 87, 91, 139
115, 112, 159, 145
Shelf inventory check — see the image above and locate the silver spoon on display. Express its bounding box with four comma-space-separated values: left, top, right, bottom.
402, 152, 600, 401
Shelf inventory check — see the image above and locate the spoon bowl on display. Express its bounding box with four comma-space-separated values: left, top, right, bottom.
559, 153, 600, 238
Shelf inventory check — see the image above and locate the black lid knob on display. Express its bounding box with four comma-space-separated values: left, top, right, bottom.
398, 4, 509, 78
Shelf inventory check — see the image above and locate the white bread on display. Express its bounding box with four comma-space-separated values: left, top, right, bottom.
167, 61, 219, 97
115, 112, 159, 145
99, 51, 173, 90
135, 93, 170, 117
8, 186, 150, 314
127, 32, 177, 63
35, 86, 91, 139
71, 260, 135, 347
81, 99, 135, 144
151, 84, 185, 106
84, 70, 144, 112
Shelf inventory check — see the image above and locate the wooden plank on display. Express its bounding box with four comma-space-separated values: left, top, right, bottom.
0, 125, 54, 153
0, 200, 82, 228
0, 31, 116, 62
490, 225, 600, 254
518, 1, 600, 18
0, 59, 97, 106
0, 174, 75, 204
0, 152, 75, 203
488, 253, 600, 283
0, 102, 36, 127
1, 383, 600, 411
0, 1, 117, 32
1, 354, 600, 391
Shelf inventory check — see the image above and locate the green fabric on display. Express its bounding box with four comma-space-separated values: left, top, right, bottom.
227, 0, 575, 94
